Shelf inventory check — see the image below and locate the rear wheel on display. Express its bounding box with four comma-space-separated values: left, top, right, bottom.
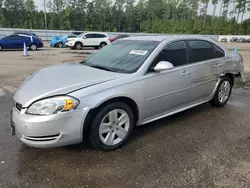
30, 44, 37, 51
89, 102, 135, 150
75, 42, 82, 50
99, 42, 107, 49
210, 76, 233, 107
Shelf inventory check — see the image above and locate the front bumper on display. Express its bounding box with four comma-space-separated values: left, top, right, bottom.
11, 106, 89, 148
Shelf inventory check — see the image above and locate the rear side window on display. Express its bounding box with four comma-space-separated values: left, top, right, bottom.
213, 44, 225, 58
96, 34, 106, 38
188, 40, 214, 63
153, 41, 187, 67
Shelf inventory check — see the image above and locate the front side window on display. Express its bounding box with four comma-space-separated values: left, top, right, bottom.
188, 40, 215, 63
84, 40, 160, 73
151, 41, 187, 69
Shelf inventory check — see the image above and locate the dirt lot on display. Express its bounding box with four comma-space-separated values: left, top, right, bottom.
0, 43, 250, 188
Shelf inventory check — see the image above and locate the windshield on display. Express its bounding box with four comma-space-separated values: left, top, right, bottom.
84, 40, 159, 73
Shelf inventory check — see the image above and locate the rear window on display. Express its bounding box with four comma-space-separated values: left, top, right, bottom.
188, 40, 215, 63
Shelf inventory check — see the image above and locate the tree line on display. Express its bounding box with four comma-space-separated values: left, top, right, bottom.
0, 0, 250, 35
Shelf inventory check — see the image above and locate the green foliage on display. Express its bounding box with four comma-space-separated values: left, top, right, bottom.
0, 0, 250, 35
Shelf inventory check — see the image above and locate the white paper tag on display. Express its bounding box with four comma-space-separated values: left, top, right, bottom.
129, 50, 148, 56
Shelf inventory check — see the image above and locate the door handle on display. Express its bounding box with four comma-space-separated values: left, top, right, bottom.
182, 71, 190, 76
214, 64, 222, 68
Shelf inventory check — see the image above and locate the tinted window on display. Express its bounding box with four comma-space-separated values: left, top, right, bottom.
213, 44, 225, 58
85, 34, 94, 38
84, 40, 159, 73
4, 35, 26, 40
152, 41, 187, 68
188, 40, 214, 63
95, 34, 106, 38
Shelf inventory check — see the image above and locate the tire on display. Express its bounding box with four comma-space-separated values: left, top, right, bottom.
210, 76, 233, 107
99, 42, 107, 49
89, 102, 135, 151
74, 42, 82, 50
0, 45, 2, 51
56, 42, 63, 48
30, 44, 37, 51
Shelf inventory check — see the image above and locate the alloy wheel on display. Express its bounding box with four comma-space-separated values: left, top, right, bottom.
99, 109, 130, 146
218, 80, 231, 103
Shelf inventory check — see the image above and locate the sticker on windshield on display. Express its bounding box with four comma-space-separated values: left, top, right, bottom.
129, 50, 148, 56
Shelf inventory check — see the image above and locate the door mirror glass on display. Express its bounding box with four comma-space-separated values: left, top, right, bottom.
154, 61, 174, 72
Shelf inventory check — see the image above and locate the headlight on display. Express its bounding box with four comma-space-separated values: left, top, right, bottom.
26, 96, 79, 115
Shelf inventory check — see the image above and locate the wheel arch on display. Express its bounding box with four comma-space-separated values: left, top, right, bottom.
83, 96, 139, 140
220, 72, 236, 86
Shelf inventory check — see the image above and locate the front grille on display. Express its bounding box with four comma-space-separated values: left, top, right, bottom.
15, 103, 23, 111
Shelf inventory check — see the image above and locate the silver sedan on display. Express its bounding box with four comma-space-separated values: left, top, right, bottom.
11, 36, 244, 150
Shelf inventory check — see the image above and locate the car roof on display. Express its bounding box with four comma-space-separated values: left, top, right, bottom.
122, 35, 218, 43
85, 32, 107, 35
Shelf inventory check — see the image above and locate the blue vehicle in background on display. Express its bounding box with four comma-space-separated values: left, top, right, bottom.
0, 33, 43, 51
50, 35, 78, 48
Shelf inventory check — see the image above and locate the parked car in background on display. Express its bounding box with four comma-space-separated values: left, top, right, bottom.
13, 31, 42, 41
0, 33, 43, 51
11, 36, 244, 150
220, 38, 228, 42
50, 35, 77, 48
237, 38, 246, 43
109, 34, 130, 42
230, 37, 238, 42
67, 32, 111, 50
244, 38, 250, 43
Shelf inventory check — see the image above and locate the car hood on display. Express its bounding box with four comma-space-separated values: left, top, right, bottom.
14, 62, 125, 107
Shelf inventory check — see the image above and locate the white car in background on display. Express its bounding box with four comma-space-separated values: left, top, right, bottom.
67, 32, 111, 50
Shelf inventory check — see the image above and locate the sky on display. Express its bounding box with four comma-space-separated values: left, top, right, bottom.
34, 0, 250, 21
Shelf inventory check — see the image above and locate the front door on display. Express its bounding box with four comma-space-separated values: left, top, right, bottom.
83, 34, 94, 46
143, 41, 193, 119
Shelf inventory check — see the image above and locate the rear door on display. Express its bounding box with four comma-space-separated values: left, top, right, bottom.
95, 34, 107, 45
185, 40, 218, 102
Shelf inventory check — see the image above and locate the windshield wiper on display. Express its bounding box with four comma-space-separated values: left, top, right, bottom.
87, 65, 117, 72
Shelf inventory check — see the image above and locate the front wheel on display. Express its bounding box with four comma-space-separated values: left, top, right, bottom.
210, 76, 233, 107
56, 42, 63, 48
0, 45, 2, 51
89, 102, 135, 150
74, 42, 82, 50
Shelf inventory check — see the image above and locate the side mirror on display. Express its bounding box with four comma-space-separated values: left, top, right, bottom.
83, 36, 86, 39
154, 61, 174, 72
